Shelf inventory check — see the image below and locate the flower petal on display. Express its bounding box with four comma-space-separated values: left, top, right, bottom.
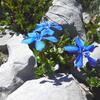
53, 25, 62, 30
50, 22, 62, 30
35, 40, 45, 51
43, 36, 58, 42
27, 31, 37, 38
75, 37, 84, 48
64, 45, 79, 53
86, 55, 97, 67
35, 27, 44, 32
22, 37, 35, 44
84, 45, 96, 52
41, 29, 54, 36
49, 22, 58, 27
41, 29, 48, 36
74, 54, 83, 68
36, 22, 46, 28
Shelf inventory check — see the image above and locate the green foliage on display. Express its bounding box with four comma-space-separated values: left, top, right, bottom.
82, 12, 100, 90
0, 0, 52, 34
87, 77, 100, 88
0, 52, 8, 65
34, 33, 74, 78
81, 63, 100, 89
0, 0, 100, 91
85, 15, 100, 43
80, 0, 100, 14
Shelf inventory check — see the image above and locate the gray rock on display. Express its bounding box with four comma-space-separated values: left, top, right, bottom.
46, 0, 86, 39
0, 34, 37, 99
91, 42, 100, 77
82, 12, 91, 24
0, 29, 14, 46
0, 28, 15, 58
91, 42, 100, 60
6, 74, 88, 100
0, 28, 13, 67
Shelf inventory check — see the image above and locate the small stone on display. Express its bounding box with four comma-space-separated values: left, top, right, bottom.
82, 12, 91, 24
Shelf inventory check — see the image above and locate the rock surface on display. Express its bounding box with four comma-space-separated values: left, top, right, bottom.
82, 12, 91, 24
6, 74, 88, 100
0, 29, 14, 46
91, 42, 100, 77
0, 28, 14, 64
46, 0, 86, 39
0, 34, 37, 100
91, 42, 100, 60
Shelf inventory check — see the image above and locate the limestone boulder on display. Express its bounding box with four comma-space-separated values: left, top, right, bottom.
6, 74, 88, 100
46, 0, 86, 39
0, 34, 37, 100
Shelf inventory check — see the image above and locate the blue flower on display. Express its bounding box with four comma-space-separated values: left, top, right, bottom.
35, 21, 62, 35
22, 30, 58, 51
64, 37, 97, 68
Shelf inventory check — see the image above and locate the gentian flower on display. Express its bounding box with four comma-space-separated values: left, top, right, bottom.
35, 21, 62, 35
22, 30, 58, 51
64, 36, 97, 68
